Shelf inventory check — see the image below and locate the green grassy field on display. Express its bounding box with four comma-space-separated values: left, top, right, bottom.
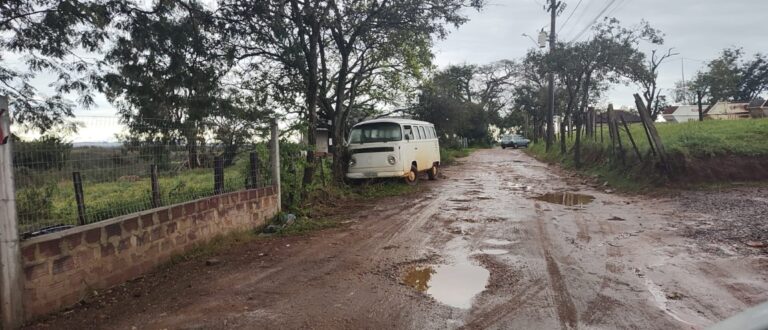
17, 166, 251, 234
527, 118, 768, 190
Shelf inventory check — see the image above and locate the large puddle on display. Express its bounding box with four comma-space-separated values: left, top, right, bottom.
402, 238, 490, 309
534, 192, 595, 206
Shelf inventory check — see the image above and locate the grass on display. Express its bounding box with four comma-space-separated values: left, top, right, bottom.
527, 118, 768, 191
166, 229, 261, 266
17, 165, 249, 234
441, 147, 475, 165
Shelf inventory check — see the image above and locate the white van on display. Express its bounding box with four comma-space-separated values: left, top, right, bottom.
346, 118, 441, 185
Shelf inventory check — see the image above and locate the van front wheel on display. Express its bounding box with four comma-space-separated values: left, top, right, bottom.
427, 164, 439, 180
405, 166, 419, 186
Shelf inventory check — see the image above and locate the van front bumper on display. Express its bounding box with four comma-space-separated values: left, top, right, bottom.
346, 170, 407, 179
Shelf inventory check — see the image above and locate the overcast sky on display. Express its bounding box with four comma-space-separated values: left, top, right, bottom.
434, 0, 768, 108
12, 0, 768, 141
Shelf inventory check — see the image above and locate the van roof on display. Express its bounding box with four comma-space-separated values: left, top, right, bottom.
353, 118, 434, 127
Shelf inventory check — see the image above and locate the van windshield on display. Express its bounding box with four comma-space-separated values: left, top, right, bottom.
349, 122, 402, 144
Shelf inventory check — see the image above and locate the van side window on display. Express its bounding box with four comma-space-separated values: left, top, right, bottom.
432, 127, 437, 139
403, 125, 413, 140
417, 126, 426, 140
428, 127, 436, 139
414, 126, 422, 139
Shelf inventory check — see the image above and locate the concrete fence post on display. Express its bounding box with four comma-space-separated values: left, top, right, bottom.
270, 119, 281, 211
0, 95, 25, 328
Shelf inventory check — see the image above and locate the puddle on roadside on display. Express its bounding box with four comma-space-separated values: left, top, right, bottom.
474, 249, 508, 255
403, 267, 434, 292
401, 238, 490, 309
533, 192, 595, 206
484, 239, 514, 246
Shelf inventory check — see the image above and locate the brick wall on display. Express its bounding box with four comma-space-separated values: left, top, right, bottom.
20, 186, 279, 319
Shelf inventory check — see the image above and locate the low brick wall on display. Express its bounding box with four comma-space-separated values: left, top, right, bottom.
20, 186, 279, 319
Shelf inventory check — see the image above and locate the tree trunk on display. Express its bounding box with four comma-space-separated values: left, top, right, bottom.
574, 113, 582, 167
559, 113, 567, 155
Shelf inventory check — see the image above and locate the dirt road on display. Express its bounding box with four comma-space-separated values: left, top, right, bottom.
29, 149, 768, 329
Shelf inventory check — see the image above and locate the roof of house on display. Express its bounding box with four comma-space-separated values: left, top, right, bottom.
662, 106, 679, 115
705, 101, 750, 115
748, 98, 767, 108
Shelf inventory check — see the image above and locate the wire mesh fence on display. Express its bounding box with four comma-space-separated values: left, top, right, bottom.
12, 121, 274, 238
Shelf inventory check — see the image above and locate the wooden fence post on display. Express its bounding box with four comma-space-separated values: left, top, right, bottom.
214, 156, 224, 195
620, 117, 643, 161
0, 95, 24, 329
150, 164, 161, 208
72, 172, 86, 225
634, 94, 669, 170
248, 152, 260, 189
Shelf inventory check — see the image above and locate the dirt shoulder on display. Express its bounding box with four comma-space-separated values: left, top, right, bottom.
26, 148, 768, 330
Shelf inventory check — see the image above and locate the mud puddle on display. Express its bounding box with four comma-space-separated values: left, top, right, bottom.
473, 249, 509, 255
402, 238, 490, 309
534, 192, 595, 206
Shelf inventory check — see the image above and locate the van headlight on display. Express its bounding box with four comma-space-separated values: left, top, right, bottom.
349, 157, 357, 167
387, 155, 397, 165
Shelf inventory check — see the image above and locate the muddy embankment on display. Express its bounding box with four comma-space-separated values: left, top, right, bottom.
668, 153, 768, 183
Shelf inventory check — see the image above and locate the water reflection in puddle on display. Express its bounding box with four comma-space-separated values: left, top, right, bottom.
402, 238, 490, 309
484, 239, 513, 246
534, 192, 595, 206
474, 249, 508, 255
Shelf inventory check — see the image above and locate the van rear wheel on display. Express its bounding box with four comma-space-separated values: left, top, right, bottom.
427, 164, 439, 180
405, 166, 418, 186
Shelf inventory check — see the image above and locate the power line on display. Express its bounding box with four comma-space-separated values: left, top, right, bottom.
568, 0, 618, 43
559, 0, 584, 31
565, 0, 595, 40
605, 0, 627, 18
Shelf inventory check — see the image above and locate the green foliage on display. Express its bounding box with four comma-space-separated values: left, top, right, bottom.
440, 147, 473, 166
414, 63, 512, 145
275, 217, 339, 237
17, 184, 58, 224
1, 0, 119, 131
685, 48, 768, 104
527, 119, 768, 190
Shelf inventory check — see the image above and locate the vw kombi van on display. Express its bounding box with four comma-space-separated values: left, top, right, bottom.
346, 118, 441, 185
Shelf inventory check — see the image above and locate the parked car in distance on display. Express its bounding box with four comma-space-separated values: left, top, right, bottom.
500, 135, 530, 149
346, 118, 441, 185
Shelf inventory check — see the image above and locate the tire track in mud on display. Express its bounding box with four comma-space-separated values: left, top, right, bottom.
462, 279, 547, 329
534, 202, 579, 330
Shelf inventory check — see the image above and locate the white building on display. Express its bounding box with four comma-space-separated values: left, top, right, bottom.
661, 105, 703, 123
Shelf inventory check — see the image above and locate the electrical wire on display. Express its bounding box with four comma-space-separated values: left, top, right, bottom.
568, 0, 618, 43
559, 0, 584, 31
605, 0, 627, 18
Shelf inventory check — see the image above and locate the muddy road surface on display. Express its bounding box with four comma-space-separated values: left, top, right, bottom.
29, 149, 768, 329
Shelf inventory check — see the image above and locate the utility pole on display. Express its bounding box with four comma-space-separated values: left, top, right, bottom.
697, 90, 704, 121
545, 0, 559, 151
0, 95, 24, 329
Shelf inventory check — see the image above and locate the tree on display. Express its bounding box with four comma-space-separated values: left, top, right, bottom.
549, 18, 660, 166
1, 0, 122, 132
102, 1, 233, 167
671, 80, 696, 104
687, 48, 768, 104
632, 48, 677, 120
412, 62, 516, 145
219, 0, 484, 184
